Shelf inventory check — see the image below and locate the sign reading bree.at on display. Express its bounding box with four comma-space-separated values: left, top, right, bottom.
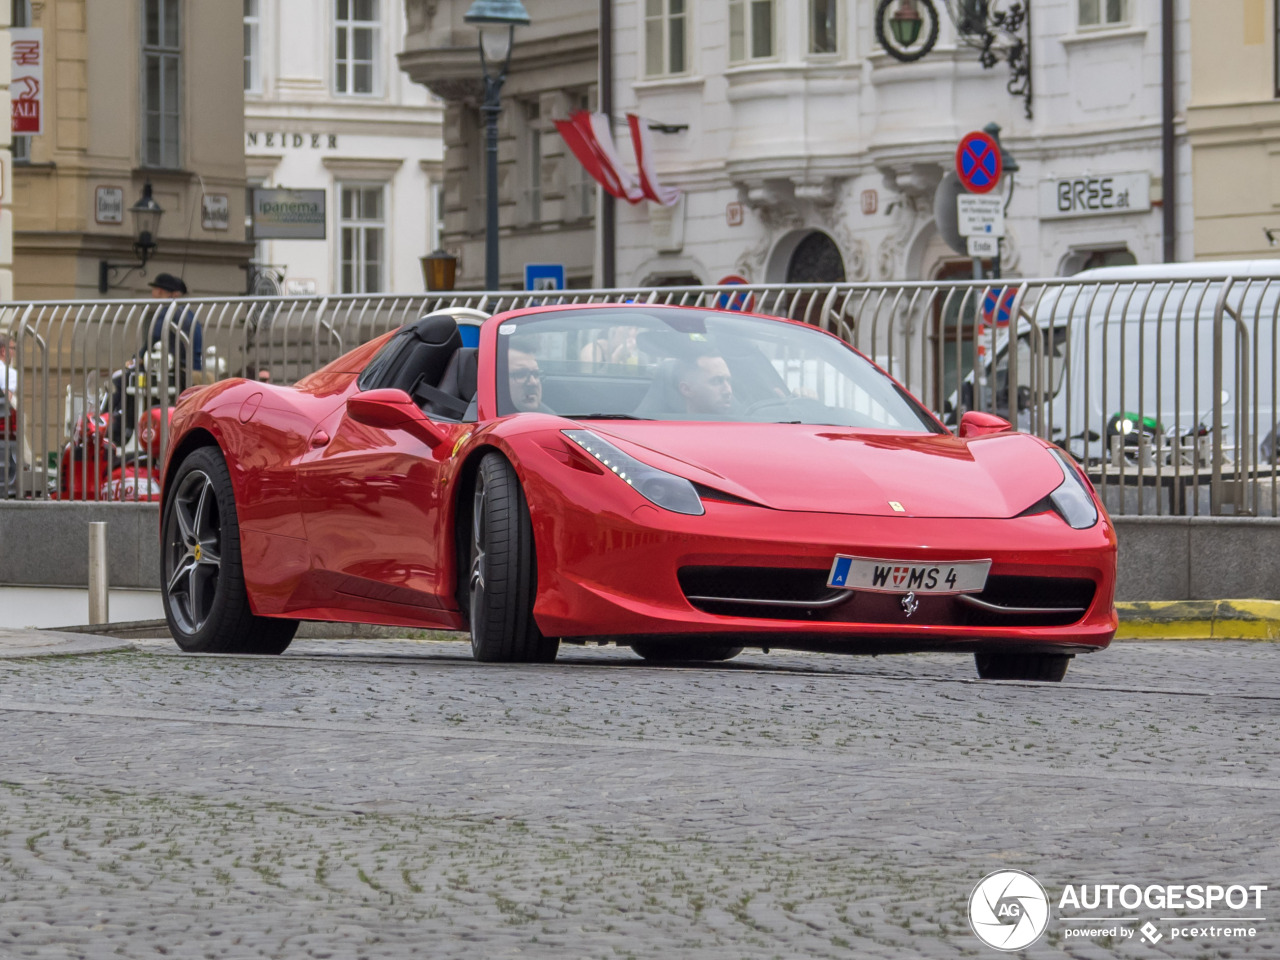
1039, 172, 1151, 220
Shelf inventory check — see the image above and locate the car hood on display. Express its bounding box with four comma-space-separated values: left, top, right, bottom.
588, 422, 1063, 518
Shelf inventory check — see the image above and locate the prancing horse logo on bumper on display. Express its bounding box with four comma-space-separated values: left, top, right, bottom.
900, 592, 919, 617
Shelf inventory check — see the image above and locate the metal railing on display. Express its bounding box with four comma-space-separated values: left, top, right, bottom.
3, 272, 1280, 518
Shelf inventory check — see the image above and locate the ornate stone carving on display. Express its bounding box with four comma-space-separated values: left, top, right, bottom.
875, 162, 943, 279
732, 176, 848, 281
427, 78, 484, 104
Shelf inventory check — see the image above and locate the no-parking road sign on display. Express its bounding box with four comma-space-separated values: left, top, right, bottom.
956, 131, 1003, 194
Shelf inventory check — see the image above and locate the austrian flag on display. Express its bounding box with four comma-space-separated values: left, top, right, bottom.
553, 111, 681, 207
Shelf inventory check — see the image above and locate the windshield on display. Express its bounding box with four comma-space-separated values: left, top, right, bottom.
495, 307, 942, 431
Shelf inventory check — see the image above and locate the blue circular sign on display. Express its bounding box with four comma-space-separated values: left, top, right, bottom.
956, 131, 1003, 195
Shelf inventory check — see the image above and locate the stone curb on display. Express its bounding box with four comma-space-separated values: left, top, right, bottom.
0, 628, 134, 659
1115, 600, 1280, 641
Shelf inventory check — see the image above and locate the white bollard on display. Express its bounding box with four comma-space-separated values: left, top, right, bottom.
88, 521, 109, 625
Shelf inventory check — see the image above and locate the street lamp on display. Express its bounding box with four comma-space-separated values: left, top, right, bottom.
421, 248, 459, 291
98, 181, 165, 294
464, 0, 530, 291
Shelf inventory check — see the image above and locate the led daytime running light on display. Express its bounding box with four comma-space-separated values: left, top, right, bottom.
563, 429, 704, 516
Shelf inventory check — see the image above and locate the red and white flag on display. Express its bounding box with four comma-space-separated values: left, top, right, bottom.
553, 111, 681, 207
628, 113, 680, 207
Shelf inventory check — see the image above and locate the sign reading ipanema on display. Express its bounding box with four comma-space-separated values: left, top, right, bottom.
11, 28, 44, 136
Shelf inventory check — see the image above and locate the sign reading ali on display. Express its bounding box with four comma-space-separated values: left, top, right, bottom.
11, 28, 43, 136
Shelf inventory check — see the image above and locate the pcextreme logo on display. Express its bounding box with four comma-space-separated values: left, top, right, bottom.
968, 872, 1269, 951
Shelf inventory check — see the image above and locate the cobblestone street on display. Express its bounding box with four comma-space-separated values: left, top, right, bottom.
0, 638, 1277, 959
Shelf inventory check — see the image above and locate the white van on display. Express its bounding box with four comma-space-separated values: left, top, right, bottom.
974, 260, 1280, 472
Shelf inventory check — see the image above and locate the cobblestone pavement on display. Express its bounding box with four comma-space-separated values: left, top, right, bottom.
0, 638, 1277, 959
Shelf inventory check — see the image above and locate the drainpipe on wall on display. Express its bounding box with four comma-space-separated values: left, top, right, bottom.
599, 0, 616, 286
1161, 0, 1176, 262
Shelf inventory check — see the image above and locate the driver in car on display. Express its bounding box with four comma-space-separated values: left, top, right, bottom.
676, 352, 736, 416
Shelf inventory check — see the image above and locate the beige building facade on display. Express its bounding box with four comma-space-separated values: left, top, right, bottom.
1188, 0, 1280, 259
11, 0, 250, 300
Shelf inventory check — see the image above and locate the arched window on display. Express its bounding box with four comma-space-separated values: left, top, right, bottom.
786, 231, 846, 283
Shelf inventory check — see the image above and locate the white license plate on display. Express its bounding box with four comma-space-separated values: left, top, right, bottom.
826, 555, 991, 595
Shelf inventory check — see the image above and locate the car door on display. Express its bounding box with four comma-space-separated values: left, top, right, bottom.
296, 398, 468, 615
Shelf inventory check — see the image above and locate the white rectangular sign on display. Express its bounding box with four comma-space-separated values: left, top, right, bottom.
967, 236, 1000, 258
11, 28, 43, 136
1039, 172, 1151, 219
201, 193, 230, 231
95, 186, 124, 225
957, 195, 1005, 238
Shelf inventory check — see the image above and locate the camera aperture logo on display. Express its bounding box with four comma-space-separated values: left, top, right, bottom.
968, 870, 1050, 951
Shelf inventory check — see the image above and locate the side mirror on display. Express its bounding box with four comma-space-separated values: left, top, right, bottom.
347, 388, 448, 446
959, 410, 1012, 439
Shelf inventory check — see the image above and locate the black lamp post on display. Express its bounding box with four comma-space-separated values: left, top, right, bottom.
982, 121, 1018, 280
464, 0, 530, 291
98, 181, 164, 294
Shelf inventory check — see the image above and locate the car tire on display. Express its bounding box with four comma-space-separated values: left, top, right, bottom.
630, 642, 743, 663
467, 452, 559, 664
974, 650, 1071, 682
161, 446, 298, 655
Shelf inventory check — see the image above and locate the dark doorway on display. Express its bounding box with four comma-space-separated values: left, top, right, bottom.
785, 232, 846, 283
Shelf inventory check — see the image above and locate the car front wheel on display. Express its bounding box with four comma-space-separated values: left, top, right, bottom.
974, 650, 1071, 682
467, 452, 559, 664
161, 446, 297, 655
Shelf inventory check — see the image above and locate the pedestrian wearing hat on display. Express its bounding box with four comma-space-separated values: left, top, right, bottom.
106, 274, 205, 446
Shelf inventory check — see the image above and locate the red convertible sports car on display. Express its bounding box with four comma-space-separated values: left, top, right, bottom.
160, 304, 1116, 681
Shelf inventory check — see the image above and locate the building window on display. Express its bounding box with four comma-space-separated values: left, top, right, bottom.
339, 184, 386, 293
335, 0, 380, 95
644, 0, 687, 76
810, 0, 837, 54
143, 0, 181, 169
244, 0, 261, 93
11, 0, 31, 162
729, 0, 773, 62
1078, 0, 1127, 27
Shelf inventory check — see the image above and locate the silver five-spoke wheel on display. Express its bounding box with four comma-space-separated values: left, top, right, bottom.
165, 469, 223, 634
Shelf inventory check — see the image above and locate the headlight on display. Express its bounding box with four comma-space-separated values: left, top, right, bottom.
563, 429, 704, 516
1047, 449, 1098, 529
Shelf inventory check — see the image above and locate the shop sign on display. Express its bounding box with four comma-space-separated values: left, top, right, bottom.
1040, 172, 1151, 219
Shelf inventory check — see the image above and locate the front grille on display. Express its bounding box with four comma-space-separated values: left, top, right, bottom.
677, 566, 1096, 627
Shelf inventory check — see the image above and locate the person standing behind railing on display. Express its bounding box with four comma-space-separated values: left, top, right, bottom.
107, 273, 205, 446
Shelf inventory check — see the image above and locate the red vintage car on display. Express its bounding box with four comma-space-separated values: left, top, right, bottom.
159, 304, 1116, 681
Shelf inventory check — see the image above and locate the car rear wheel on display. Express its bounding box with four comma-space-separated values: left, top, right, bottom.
467, 452, 559, 663
161, 446, 298, 655
974, 650, 1071, 682
630, 642, 743, 663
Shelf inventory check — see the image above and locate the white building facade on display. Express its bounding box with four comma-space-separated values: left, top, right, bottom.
612, 0, 1192, 289
244, 0, 444, 296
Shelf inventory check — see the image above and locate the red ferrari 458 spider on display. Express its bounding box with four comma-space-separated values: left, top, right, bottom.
160, 304, 1116, 680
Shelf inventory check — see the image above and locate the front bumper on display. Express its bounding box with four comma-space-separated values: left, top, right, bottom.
527, 486, 1117, 654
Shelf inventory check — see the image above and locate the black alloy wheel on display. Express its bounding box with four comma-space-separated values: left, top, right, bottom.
467, 452, 559, 663
161, 446, 297, 654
